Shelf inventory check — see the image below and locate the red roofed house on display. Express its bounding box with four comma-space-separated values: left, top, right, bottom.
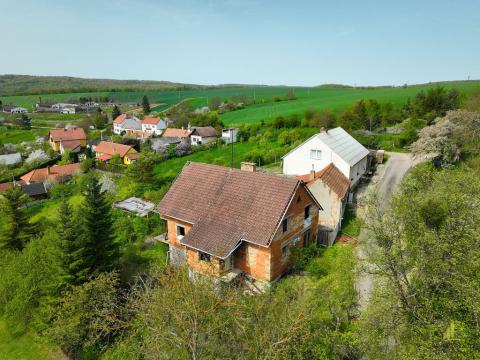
21, 163, 81, 185
49, 128, 87, 154
297, 163, 350, 246
162, 128, 192, 144
141, 117, 167, 135
157, 162, 321, 284
93, 141, 138, 165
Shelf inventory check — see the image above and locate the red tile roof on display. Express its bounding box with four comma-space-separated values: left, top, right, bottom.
49, 128, 86, 142
60, 139, 82, 150
157, 162, 315, 258
163, 128, 192, 138
94, 141, 135, 157
113, 114, 127, 125
97, 154, 113, 162
20, 163, 81, 184
142, 117, 161, 125
298, 163, 350, 199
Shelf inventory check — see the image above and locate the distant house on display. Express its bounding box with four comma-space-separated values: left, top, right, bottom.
190, 126, 218, 146
141, 117, 167, 135
297, 163, 350, 246
0, 153, 22, 166
11, 107, 28, 114
93, 141, 138, 165
222, 128, 239, 144
49, 128, 87, 154
162, 128, 192, 144
0, 181, 48, 200
282, 127, 369, 187
52, 103, 77, 110
157, 162, 321, 284
21, 163, 81, 184
112, 114, 144, 135
151, 137, 182, 151
61, 107, 76, 114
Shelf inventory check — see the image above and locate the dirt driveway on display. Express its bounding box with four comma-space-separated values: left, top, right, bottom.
355, 152, 418, 311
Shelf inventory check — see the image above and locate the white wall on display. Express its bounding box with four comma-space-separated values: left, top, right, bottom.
283, 136, 350, 178
349, 157, 368, 187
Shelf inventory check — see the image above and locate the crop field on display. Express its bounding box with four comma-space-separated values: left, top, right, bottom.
2, 80, 479, 126
220, 81, 480, 125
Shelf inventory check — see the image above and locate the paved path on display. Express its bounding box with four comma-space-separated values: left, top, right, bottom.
355, 152, 417, 311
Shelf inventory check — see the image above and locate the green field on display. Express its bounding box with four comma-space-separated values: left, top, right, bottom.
0, 127, 49, 144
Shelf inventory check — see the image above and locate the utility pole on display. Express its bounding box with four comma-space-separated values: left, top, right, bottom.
230, 128, 234, 168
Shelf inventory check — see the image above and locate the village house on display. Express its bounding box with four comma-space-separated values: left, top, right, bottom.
162, 128, 193, 144
141, 117, 167, 135
282, 127, 369, 187
189, 126, 218, 146
20, 163, 81, 185
157, 162, 321, 284
297, 163, 350, 246
0, 181, 48, 200
113, 114, 142, 135
49, 128, 87, 154
222, 128, 240, 144
93, 141, 138, 165
11, 107, 28, 114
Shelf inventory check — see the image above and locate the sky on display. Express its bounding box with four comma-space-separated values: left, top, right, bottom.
1, 0, 479, 86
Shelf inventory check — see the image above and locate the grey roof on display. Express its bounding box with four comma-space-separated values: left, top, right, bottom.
113, 197, 155, 217
283, 127, 369, 166
22, 183, 47, 197
192, 126, 217, 138
121, 118, 142, 131
0, 153, 22, 165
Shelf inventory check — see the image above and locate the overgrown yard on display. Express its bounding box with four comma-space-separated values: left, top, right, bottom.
0, 127, 49, 144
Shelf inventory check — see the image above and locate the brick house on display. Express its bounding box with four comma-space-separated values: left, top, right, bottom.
157, 162, 322, 283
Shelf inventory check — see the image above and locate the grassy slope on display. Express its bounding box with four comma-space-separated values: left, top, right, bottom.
0, 319, 61, 360
0, 127, 49, 144
220, 81, 480, 125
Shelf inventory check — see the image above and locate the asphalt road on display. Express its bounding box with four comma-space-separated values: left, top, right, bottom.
355, 152, 417, 311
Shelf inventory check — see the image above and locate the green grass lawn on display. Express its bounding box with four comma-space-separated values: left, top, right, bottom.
341, 205, 362, 237
0, 127, 49, 144
0, 319, 62, 360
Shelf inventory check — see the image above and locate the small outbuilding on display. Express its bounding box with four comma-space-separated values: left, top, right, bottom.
113, 197, 156, 217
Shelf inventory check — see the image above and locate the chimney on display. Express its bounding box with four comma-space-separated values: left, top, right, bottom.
309, 169, 315, 181
47, 166, 51, 175
241, 162, 256, 172
320, 127, 326, 133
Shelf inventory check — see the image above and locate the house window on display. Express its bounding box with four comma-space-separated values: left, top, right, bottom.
176, 225, 185, 237
282, 218, 289, 233
310, 149, 322, 160
281, 243, 290, 258
199, 252, 211, 262
304, 205, 310, 219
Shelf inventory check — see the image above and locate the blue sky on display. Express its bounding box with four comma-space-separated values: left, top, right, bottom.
1, 0, 479, 86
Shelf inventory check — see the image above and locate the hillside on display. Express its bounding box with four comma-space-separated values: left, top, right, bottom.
0, 74, 211, 96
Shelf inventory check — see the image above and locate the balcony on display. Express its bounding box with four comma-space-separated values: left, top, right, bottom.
304, 217, 312, 229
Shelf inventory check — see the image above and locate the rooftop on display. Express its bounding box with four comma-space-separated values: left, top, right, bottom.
157, 162, 314, 258
94, 141, 135, 157
49, 128, 86, 142
297, 163, 350, 199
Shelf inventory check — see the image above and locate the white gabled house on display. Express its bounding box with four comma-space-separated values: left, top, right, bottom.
282, 127, 369, 187
141, 117, 167, 135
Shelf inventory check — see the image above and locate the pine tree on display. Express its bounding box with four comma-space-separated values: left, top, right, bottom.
0, 185, 34, 250
57, 201, 89, 285
80, 174, 118, 275
112, 105, 121, 120
142, 95, 151, 114
16, 113, 31, 129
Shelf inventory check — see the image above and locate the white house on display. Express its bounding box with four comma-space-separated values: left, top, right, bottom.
189, 126, 218, 146
113, 114, 143, 135
222, 128, 239, 144
141, 117, 167, 135
297, 163, 350, 246
282, 127, 369, 187
11, 107, 28, 114
61, 107, 76, 114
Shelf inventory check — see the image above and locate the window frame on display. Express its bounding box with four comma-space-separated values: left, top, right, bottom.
310, 149, 322, 160
199, 252, 211, 262
304, 205, 310, 219
176, 224, 185, 237
282, 217, 289, 233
